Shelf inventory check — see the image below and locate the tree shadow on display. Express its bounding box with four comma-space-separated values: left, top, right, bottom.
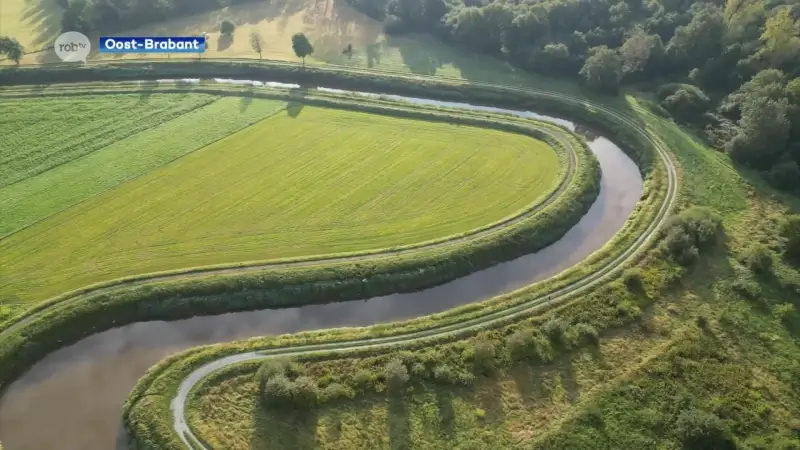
24, 0, 65, 50
387, 394, 411, 450
252, 406, 319, 450
435, 387, 456, 438
240, 87, 255, 112
217, 33, 234, 52
386, 36, 447, 76
366, 42, 382, 68
286, 87, 309, 118
472, 377, 506, 425
138, 80, 159, 103
509, 363, 548, 409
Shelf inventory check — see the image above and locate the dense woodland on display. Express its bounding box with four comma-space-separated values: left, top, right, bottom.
18, 0, 800, 190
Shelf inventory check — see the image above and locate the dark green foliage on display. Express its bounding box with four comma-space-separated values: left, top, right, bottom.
622, 267, 644, 289
220, 19, 235, 35
262, 374, 294, 407
572, 322, 600, 346
432, 364, 457, 384
0, 36, 23, 64
542, 316, 567, 345
291, 33, 314, 65
675, 409, 737, 450
385, 358, 409, 392
469, 339, 496, 375
580, 46, 624, 94
659, 206, 722, 266
353, 369, 374, 390
741, 244, 774, 274
257, 358, 317, 409
660, 86, 712, 124
319, 382, 355, 402
290, 376, 319, 408
769, 161, 800, 192
783, 215, 800, 260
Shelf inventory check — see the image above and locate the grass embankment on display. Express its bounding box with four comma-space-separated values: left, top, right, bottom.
0, 86, 600, 396
119, 73, 671, 449
1, 101, 560, 304
181, 97, 800, 450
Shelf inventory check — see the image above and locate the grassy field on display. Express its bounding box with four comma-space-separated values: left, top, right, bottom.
0, 94, 288, 237
0, 93, 217, 188
0, 105, 561, 304
184, 95, 800, 450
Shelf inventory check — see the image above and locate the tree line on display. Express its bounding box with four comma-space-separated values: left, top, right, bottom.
347, 0, 800, 191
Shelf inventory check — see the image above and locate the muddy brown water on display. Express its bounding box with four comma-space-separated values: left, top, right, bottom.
0, 92, 642, 450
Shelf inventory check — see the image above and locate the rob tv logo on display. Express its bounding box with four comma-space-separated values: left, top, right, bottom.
54, 31, 92, 63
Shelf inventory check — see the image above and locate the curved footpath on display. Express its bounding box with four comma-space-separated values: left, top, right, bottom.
0, 87, 582, 338
168, 85, 678, 448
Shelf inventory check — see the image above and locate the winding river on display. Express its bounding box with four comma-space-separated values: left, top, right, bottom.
0, 85, 643, 450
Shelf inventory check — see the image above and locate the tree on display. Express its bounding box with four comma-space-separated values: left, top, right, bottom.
580, 46, 623, 94
759, 7, 800, 68
619, 27, 664, 77
674, 409, 737, 450
0, 36, 24, 64
220, 19, 236, 35
250, 31, 264, 59
742, 243, 773, 273
290, 376, 319, 408
471, 339, 496, 375
262, 374, 294, 407
384, 358, 409, 392
291, 33, 314, 66
726, 97, 791, 168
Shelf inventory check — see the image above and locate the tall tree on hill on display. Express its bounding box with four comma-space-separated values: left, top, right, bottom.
292, 33, 314, 67
580, 46, 623, 94
0, 37, 23, 64
250, 31, 264, 59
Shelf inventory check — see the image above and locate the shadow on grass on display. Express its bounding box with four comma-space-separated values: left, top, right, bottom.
388, 394, 411, 450
217, 33, 234, 52
286, 87, 309, 118
138, 80, 159, 103
253, 407, 319, 450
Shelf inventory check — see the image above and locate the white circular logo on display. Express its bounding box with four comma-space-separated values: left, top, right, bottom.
54, 31, 91, 63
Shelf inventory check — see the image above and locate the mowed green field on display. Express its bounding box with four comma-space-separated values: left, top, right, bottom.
0, 105, 560, 304
0, 94, 289, 236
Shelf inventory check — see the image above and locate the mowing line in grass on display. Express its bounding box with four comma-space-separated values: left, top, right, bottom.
0, 106, 561, 304
0, 93, 218, 188
0, 96, 288, 238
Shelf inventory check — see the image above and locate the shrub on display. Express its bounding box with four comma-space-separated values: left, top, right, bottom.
660, 86, 711, 122
353, 369, 374, 390
508, 328, 536, 360
674, 409, 736, 450
731, 276, 762, 300
220, 19, 236, 35
433, 364, 458, 384
696, 315, 709, 329
385, 359, 409, 392
572, 322, 600, 346
741, 244, 774, 274
659, 207, 722, 266
471, 339, 496, 375
623, 267, 644, 289
320, 383, 354, 403
542, 317, 567, 345
291, 376, 319, 408
262, 374, 293, 407
773, 303, 796, 324
410, 362, 427, 378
